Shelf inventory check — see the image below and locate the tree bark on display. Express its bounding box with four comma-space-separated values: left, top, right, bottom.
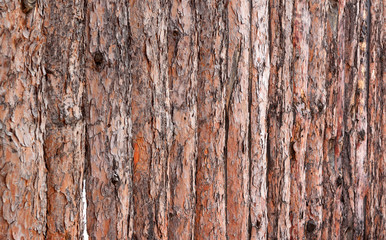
0, 0, 384, 239
0, 1, 46, 239
249, 0, 270, 238
84, 0, 131, 239
195, 1, 227, 239
167, 0, 197, 239
43, 0, 85, 238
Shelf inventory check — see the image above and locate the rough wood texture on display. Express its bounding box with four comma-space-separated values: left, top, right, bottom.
290, 0, 310, 238
1, 0, 384, 239
249, 0, 270, 238
367, 0, 385, 238
129, 0, 170, 239
0, 1, 46, 239
43, 0, 85, 238
267, 0, 294, 239
226, 0, 250, 238
194, 1, 227, 239
167, 0, 197, 239
84, 0, 131, 239
322, 1, 343, 238
304, 1, 326, 239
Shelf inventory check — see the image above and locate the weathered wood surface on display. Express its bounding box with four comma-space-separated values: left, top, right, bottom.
0, 0, 384, 239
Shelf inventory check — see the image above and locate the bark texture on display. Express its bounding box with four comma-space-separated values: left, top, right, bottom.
195, 1, 227, 239
0, 0, 384, 239
0, 1, 46, 239
84, 0, 131, 239
43, 0, 85, 238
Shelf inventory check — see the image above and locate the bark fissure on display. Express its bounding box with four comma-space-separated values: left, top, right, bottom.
247, 1, 253, 239
224, 6, 230, 239
224, 108, 229, 240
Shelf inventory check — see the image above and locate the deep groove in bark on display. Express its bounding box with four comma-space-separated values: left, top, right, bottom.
224, 3, 229, 239
224, 106, 229, 240
247, 0, 253, 239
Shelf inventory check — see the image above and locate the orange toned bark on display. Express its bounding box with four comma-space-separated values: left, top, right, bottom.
167, 0, 198, 239
44, 129, 84, 239
0, 1, 46, 239
225, 0, 250, 238
194, 1, 227, 239
129, 1, 170, 239
0, 0, 384, 239
129, 0, 154, 234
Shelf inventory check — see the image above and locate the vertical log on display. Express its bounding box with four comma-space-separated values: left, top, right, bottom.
322, 0, 345, 238
226, 0, 250, 238
129, 1, 154, 237
367, 0, 385, 238
167, 0, 198, 239
353, 0, 370, 238
194, 0, 227, 239
148, 3, 170, 238
267, 0, 293, 239
249, 0, 270, 238
340, 1, 358, 238
304, 1, 326, 239
0, 1, 46, 238
290, 0, 311, 238
84, 0, 131, 238
43, 0, 86, 238
129, 0, 170, 239
322, 0, 337, 238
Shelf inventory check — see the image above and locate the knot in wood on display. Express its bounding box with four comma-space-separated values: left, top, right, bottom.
22, 0, 36, 13
112, 172, 120, 185
93, 51, 104, 66
306, 220, 317, 233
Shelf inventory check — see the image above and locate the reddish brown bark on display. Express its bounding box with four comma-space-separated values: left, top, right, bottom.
84, 0, 131, 239
225, 0, 250, 238
129, 1, 170, 239
290, 0, 310, 238
43, 0, 86, 238
0, 1, 46, 239
352, 0, 370, 238
341, 1, 361, 238
366, 0, 385, 238
249, 0, 270, 238
304, 1, 326, 239
194, 1, 227, 239
267, 0, 294, 239
1, 0, 384, 239
167, 0, 197, 239
322, 1, 343, 239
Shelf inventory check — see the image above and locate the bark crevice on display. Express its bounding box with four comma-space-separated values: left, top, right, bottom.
247, 0, 253, 239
